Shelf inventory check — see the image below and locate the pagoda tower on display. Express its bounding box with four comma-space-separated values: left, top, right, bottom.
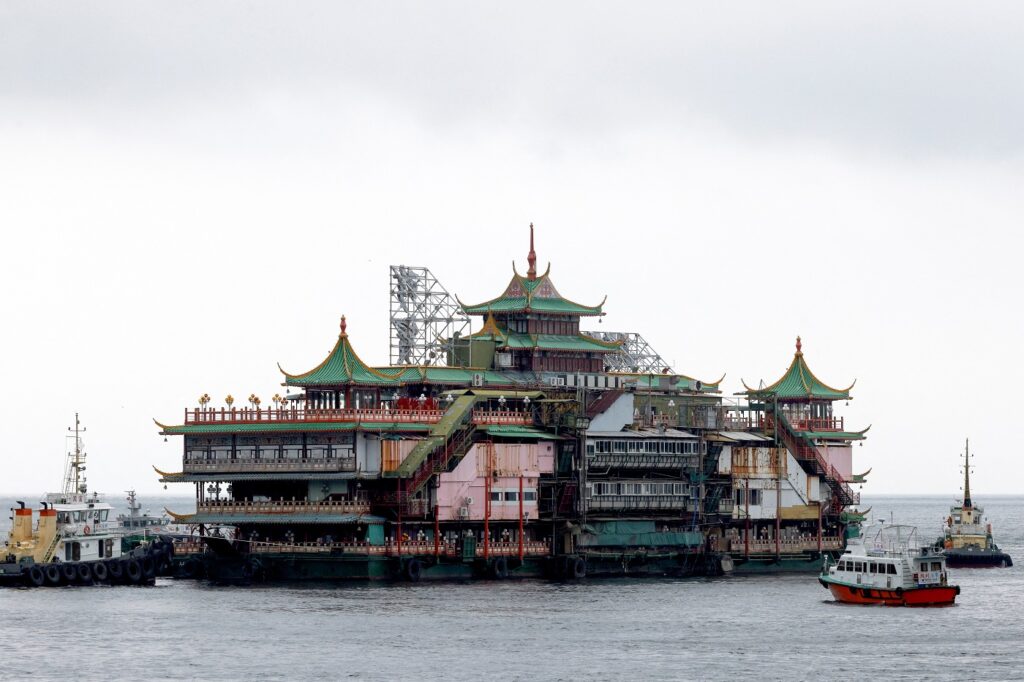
457, 225, 619, 373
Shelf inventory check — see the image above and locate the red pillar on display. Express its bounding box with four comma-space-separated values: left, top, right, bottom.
518, 474, 524, 562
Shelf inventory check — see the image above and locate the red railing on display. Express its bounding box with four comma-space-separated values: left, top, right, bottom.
183, 407, 534, 427
786, 416, 844, 432
247, 539, 551, 558
184, 406, 445, 425
471, 410, 532, 425
196, 498, 370, 515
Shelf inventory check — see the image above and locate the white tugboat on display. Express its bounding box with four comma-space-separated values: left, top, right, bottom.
0, 414, 174, 587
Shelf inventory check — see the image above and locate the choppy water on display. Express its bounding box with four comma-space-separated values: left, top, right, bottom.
2, 496, 1022, 681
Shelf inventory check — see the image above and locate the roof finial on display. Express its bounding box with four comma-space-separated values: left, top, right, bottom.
527, 222, 537, 281
340, 315, 347, 336
795, 335, 802, 354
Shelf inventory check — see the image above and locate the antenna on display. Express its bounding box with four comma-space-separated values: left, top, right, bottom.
63, 413, 88, 496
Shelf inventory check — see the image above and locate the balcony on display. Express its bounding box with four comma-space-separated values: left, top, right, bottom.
248, 539, 552, 558
782, 416, 844, 432
197, 498, 371, 516
588, 453, 700, 470
587, 495, 691, 511
183, 457, 356, 474
181, 406, 534, 427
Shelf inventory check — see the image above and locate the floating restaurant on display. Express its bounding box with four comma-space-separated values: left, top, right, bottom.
155, 226, 868, 581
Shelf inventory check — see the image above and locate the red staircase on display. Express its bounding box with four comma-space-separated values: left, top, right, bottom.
772, 414, 859, 513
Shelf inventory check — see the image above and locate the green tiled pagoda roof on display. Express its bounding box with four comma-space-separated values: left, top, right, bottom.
502, 332, 620, 352
480, 425, 560, 439
618, 372, 724, 393
157, 421, 432, 435
459, 266, 605, 317
280, 320, 403, 387
741, 338, 854, 400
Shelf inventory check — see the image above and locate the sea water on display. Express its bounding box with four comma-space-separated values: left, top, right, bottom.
1, 495, 1021, 681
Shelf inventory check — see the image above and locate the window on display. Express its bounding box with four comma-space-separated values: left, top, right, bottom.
505, 491, 518, 502
524, 490, 537, 502
72, 542, 81, 561
887, 564, 898, 575
490, 491, 502, 502
931, 562, 942, 572
99, 510, 109, 521
869, 563, 877, 574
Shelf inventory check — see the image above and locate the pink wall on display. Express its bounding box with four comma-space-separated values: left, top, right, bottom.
823, 445, 853, 480
436, 442, 554, 521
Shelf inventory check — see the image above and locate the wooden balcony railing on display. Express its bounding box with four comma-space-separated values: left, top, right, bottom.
786, 416, 845, 432
183, 458, 356, 473
197, 498, 370, 516
470, 410, 533, 425
247, 539, 551, 557
184, 406, 445, 426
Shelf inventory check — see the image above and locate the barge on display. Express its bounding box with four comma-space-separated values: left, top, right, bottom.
154, 226, 867, 582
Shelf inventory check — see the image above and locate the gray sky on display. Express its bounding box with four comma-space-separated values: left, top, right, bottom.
2, 2, 1022, 497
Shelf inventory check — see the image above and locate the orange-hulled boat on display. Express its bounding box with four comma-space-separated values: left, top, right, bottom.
819, 524, 960, 607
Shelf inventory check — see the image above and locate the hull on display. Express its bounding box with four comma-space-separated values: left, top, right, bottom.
820, 578, 959, 606
731, 551, 838, 574
944, 550, 1012, 568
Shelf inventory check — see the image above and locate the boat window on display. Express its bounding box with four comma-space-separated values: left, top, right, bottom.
931, 561, 942, 572
65, 543, 73, 561
490, 491, 502, 502
98, 539, 105, 558
73, 511, 83, 522
58, 512, 70, 523
869, 563, 877, 574
100, 510, 109, 521
887, 564, 898, 575
72, 542, 81, 561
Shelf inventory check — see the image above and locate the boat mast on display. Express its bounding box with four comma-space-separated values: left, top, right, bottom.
962, 438, 972, 509
63, 413, 87, 496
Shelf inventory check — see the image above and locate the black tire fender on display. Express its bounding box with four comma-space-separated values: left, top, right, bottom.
60, 563, 77, 583
492, 557, 509, 579
76, 562, 92, 583
25, 565, 45, 587
91, 561, 108, 583
141, 555, 156, 579
895, 587, 903, 597
182, 558, 200, 579
125, 559, 143, 584
107, 560, 124, 582
405, 558, 423, 583
45, 564, 62, 586
572, 556, 587, 580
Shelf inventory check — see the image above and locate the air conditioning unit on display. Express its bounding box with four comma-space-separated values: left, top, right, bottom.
464, 497, 474, 506
495, 353, 512, 368
472, 373, 484, 387
458, 506, 470, 519
548, 376, 566, 387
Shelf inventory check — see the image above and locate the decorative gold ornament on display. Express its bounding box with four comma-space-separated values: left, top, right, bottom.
226, 394, 235, 407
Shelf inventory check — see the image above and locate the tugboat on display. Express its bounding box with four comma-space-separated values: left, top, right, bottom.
0, 415, 174, 587
819, 524, 960, 607
935, 439, 1012, 568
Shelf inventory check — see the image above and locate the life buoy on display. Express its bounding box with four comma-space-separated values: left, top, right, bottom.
83, 525, 92, 535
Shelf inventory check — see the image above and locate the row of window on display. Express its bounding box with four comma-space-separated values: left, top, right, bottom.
186, 445, 354, 461
592, 482, 697, 497
589, 439, 701, 455
488, 490, 538, 503
57, 509, 110, 524
837, 560, 899, 575
734, 488, 763, 506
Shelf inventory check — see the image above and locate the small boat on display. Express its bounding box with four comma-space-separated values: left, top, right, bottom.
819, 524, 960, 607
0, 415, 174, 587
935, 439, 1012, 568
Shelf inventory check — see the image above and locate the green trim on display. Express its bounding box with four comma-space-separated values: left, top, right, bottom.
480, 425, 559, 439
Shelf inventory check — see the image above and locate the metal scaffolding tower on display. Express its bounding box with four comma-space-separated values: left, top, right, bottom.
582, 331, 673, 373
389, 265, 471, 366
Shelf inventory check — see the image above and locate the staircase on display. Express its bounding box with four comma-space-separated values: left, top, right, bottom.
40, 531, 62, 563
383, 395, 481, 512
773, 413, 859, 513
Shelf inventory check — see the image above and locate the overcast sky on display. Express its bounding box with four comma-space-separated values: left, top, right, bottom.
2, 3, 1022, 499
